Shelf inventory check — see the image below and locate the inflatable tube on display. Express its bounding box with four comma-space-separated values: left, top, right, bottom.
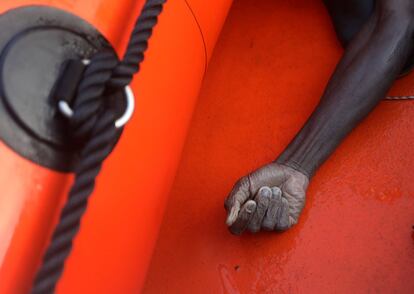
0, 0, 232, 293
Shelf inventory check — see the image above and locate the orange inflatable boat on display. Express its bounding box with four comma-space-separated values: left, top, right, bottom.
1, 0, 414, 293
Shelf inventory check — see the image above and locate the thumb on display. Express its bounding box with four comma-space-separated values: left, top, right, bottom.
226, 199, 241, 226
225, 178, 251, 226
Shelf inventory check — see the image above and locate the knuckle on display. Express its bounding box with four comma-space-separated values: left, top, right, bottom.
256, 188, 272, 208
232, 178, 251, 199
245, 200, 257, 213
235, 176, 249, 190
226, 177, 251, 208
258, 186, 272, 196
271, 186, 282, 197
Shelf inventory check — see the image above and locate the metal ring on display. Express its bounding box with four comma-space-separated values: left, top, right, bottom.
58, 86, 135, 129
115, 86, 135, 128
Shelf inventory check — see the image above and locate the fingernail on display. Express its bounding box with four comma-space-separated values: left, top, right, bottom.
245, 200, 256, 213
271, 187, 282, 197
226, 218, 233, 226
259, 186, 272, 197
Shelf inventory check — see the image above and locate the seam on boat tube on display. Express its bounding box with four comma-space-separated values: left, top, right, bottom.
184, 0, 208, 76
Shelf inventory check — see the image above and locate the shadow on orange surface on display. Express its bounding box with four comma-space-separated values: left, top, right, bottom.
144, 0, 414, 293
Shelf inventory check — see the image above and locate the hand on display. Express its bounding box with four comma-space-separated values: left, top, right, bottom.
225, 163, 309, 235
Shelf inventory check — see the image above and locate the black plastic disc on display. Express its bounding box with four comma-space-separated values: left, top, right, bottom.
0, 6, 123, 172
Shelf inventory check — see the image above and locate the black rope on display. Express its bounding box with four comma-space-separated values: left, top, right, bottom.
31, 0, 166, 293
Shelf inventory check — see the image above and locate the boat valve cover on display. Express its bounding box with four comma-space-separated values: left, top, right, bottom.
0, 6, 125, 172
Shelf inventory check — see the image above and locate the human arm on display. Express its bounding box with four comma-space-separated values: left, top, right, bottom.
225, 0, 414, 235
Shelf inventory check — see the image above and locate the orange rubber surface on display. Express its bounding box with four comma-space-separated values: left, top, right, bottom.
144, 0, 414, 293
0, 0, 232, 293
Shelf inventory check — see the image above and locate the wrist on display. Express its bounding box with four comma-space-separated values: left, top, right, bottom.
276, 123, 332, 178
275, 156, 314, 179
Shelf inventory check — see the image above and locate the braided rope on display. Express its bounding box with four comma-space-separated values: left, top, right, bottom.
32, 0, 166, 293
111, 0, 166, 89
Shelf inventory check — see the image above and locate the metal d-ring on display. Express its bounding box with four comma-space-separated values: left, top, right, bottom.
58, 85, 135, 129
115, 85, 135, 128
58, 58, 135, 129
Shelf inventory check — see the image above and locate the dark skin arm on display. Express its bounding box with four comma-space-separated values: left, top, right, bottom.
225, 0, 414, 235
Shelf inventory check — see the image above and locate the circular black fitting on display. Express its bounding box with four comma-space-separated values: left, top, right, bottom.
0, 6, 122, 172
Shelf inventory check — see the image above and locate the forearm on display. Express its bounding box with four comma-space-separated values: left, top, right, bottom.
277, 3, 414, 177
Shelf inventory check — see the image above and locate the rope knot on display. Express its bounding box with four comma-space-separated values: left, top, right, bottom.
69, 50, 120, 142
55, 50, 135, 145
